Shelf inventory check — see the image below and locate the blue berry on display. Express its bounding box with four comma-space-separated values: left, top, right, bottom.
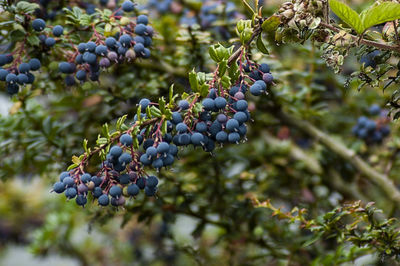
0, 69, 8, 81
53, 182, 65, 193
226, 119, 239, 132
191, 132, 204, 145
259, 63, 270, 73
75, 195, 87, 206
45, 37, 56, 47
234, 112, 248, 124
122, 0, 135, 12
250, 84, 263, 96
98, 194, 110, 206
59, 62, 75, 74
65, 75, 76, 86
127, 184, 140, 196
216, 131, 228, 143
17, 74, 28, 84
140, 153, 151, 165
133, 43, 144, 53
65, 187, 77, 199
135, 24, 147, 35
134, 36, 145, 44
53, 25, 64, 36
109, 185, 122, 197
178, 133, 191, 145
216, 114, 228, 123
63, 176, 75, 187
86, 41, 97, 52
119, 34, 132, 47
95, 45, 108, 56
78, 43, 87, 53
6, 73, 18, 84
169, 144, 178, 156
369, 104, 381, 116
119, 174, 130, 185
146, 175, 158, 187
235, 100, 248, 111
105, 37, 117, 49
178, 100, 190, 110
172, 112, 183, 124
139, 98, 150, 110
120, 134, 133, 146
32, 18, 46, 31
176, 122, 188, 133
202, 98, 215, 111
110, 145, 123, 158
18, 63, 30, 73
214, 97, 227, 109
262, 73, 273, 84
228, 132, 240, 143
137, 15, 148, 25
136, 177, 146, 189
146, 146, 157, 158
152, 158, 163, 169
157, 142, 170, 154
83, 52, 97, 65
119, 153, 132, 165
28, 58, 41, 70
76, 70, 87, 81
196, 122, 207, 133
93, 187, 103, 198
91, 176, 102, 186
81, 173, 91, 183
59, 172, 70, 182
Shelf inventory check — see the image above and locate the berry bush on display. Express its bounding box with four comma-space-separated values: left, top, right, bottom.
3, 0, 400, 265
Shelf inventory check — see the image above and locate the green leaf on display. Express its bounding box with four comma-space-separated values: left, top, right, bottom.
116, 115, 127, 130
27, 35, 40, 46
218, 60, 228, 77
67, 163, 79, 171
16, 1, 40, 14
360, 2, 400, 32
168, 84, 174, 104
256, 35, 269, 54
209, 46, 218, 62
150, 106, 162, 117
200, 84, 209, 98
189, 70, 199, 92
329, 0, 363, 34
261, 15, 280, 33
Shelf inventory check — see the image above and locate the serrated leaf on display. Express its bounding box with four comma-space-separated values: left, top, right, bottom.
228, 60, 240, 83
16, 1, 40, 14
27, 35, 40, 46
189, 70, 199, 92
200, 84, 209, 98
256, 35, 269, 54
150, 106, 162, 117
218, 60, 228, 77
360, 2, 400, 32
209, 46, 218, 62
262, 15, 280, 33
329, 0, 363, 34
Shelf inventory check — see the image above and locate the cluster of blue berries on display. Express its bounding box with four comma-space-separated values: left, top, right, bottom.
352, 104, 390, 143
53, 61, 273, 207
1, 1, 153, 93
53, 151, 159, 207
0, 55, 41, 95
61, 7, 153, 85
